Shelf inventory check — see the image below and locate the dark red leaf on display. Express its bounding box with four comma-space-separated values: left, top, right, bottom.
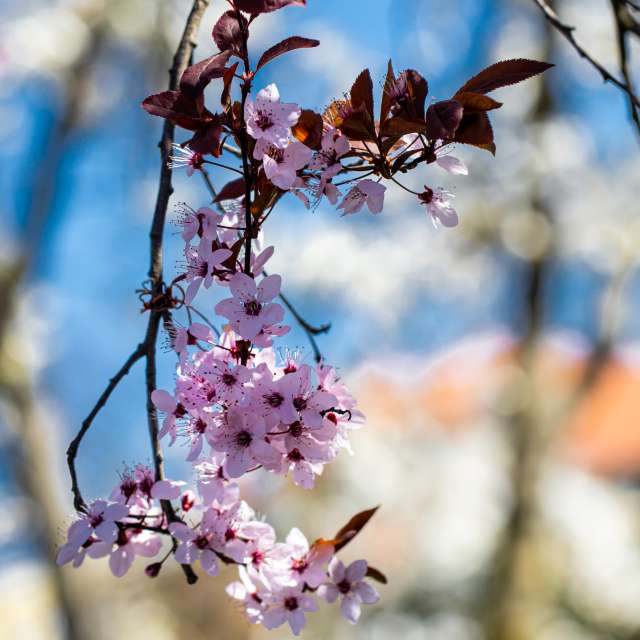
221, 237, 244, 271
179, 51, 231, 97
402, 69, 429, 120
256, 36, 320, 71
214, 177, 246, 202
379, 59, 396, 124
212, 11, 248, 55
350, 69, 375, 124
366, 566, 388, 584
425, 99, 463, 140
236, 0, 305, 14
188, 120, 223, 157
291, 109, 323, 150
380, 116, 426, 137
221, 62, 239, 109
456, 58, 554, 96
455, 92, 502, 113
333, 506, 379, 553
141, 91, 212, 130
454, 111, 496, 155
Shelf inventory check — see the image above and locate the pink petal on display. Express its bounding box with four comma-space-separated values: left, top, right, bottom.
229, 272, 257, 300
151, 389, 176, 413
340, 593, 362, 624
109, 546, 135, 578
436, 155, 468, 175
150, 479, 185, 500
346, 559, 368, 582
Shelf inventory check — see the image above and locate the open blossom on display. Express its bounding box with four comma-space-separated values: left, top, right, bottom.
209, 407, 276, 478
88, 527, 163, 578
419, 186, 459, 228
168, 143, 204, 176
338, 179, 386, 215
214, 272, 285, 341
309, 127, 350, 180
318, 558, 379, 624
262, 586, 318, 636
176, 204, 220, 243
254, 138, 312, 190
169, 521, 221, 576
245, 84, 300, 147
272, 528, 333, 588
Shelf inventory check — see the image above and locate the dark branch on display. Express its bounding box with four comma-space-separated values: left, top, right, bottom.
66, 344, 146, 512
531, 0, 640, 113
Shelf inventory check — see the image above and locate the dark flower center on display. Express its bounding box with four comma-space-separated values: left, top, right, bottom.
90, 514, 104, 528
291, 556, 308, 573
289, 422, 304, 438
284, 596, 299, 611
225, 527, 236, 542
255, 110, 274, 131
222, 373, 237, 386
293, 397, 308, 411
195, 535, 210, 550
338, 579, 352, 594
244, 300, 263, 316
264, 392, 284, 408
236, 430, 252, 447
195, 419, 207, 434
288, 447, 304, 462
419, 187, 434, 204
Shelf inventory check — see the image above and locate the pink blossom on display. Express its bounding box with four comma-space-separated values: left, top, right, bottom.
318, 558, 379, 623
245, 84, 300, 147
176, 204, 220, 242
168, 144, 204, 176
309, 127, 349, 180
209, 408, 276, 478
214, 272, 284, 341
184, 244, 233, 304
419, 186, 459, 228
338, 179, 386, 215
88, 527, 163, 578
199, 358, 251, 405
272, 528, 333, 588
196, 455, 228, 505
168, 521, 220, 576
151, 389, 187, 443
262, 586, 318, 636
254, 139, 312, 190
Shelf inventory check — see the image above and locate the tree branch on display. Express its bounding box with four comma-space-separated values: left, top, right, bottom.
531, 0, 640, 114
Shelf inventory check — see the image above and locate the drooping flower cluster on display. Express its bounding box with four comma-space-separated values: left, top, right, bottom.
60, 0, 552, 633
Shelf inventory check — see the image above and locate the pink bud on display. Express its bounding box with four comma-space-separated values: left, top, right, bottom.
181, 490, 196, 512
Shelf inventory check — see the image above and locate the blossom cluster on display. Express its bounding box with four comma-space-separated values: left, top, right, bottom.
57, 459, 380, 634
60, 0, 552, 633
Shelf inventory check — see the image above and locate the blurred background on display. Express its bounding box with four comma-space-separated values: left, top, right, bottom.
1, 0, 640, 638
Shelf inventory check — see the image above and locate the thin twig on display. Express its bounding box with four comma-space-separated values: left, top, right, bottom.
144, 0, 211, 586
610, 0, 640, 141
66, 344, 146, 512
531, 0, 640, 112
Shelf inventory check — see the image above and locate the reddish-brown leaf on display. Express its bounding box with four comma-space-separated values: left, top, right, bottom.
188, 120, 223, 156
141, 91, 212, 130
256, 36, 320, 71
221, 238, 244, 271
424, 99, 463, 140
333, 506, 379, 552
212, 11, 247, 55
214, 177, 246, 202
379, 59, 396, 124
380, 116, 426, 137
350, 69, 375, 125
236, 0, 305, 14
366, 566, 388, 584
179, 51, 231, 97
221, 62, 239, 109
292, 109, 323, 150
456, 58, 553, 95
454, 111, 496, 155
402, 69, 429, 120
455, 92, 502, 113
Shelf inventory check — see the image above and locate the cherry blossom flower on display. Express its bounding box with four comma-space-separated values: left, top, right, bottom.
254, 139, 313, 190
309, 127, 349, 181
245, 84, 300, 147
226, 566, 268, 624
209, 408, 277, 477
196, 455, 228, 505
176, 204, 221, 243
151, 389, 187, 443
262, 586, 318, 636
88, 527, 163, 578
199, 358, 251, 405
169, 521, 221, 576
168, 143, 204, 176
272, 528, 333, 588
318, 558, 379, 624
338, 179, 386, 215
214, 272, 284, 341
419, 186, 459, 228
